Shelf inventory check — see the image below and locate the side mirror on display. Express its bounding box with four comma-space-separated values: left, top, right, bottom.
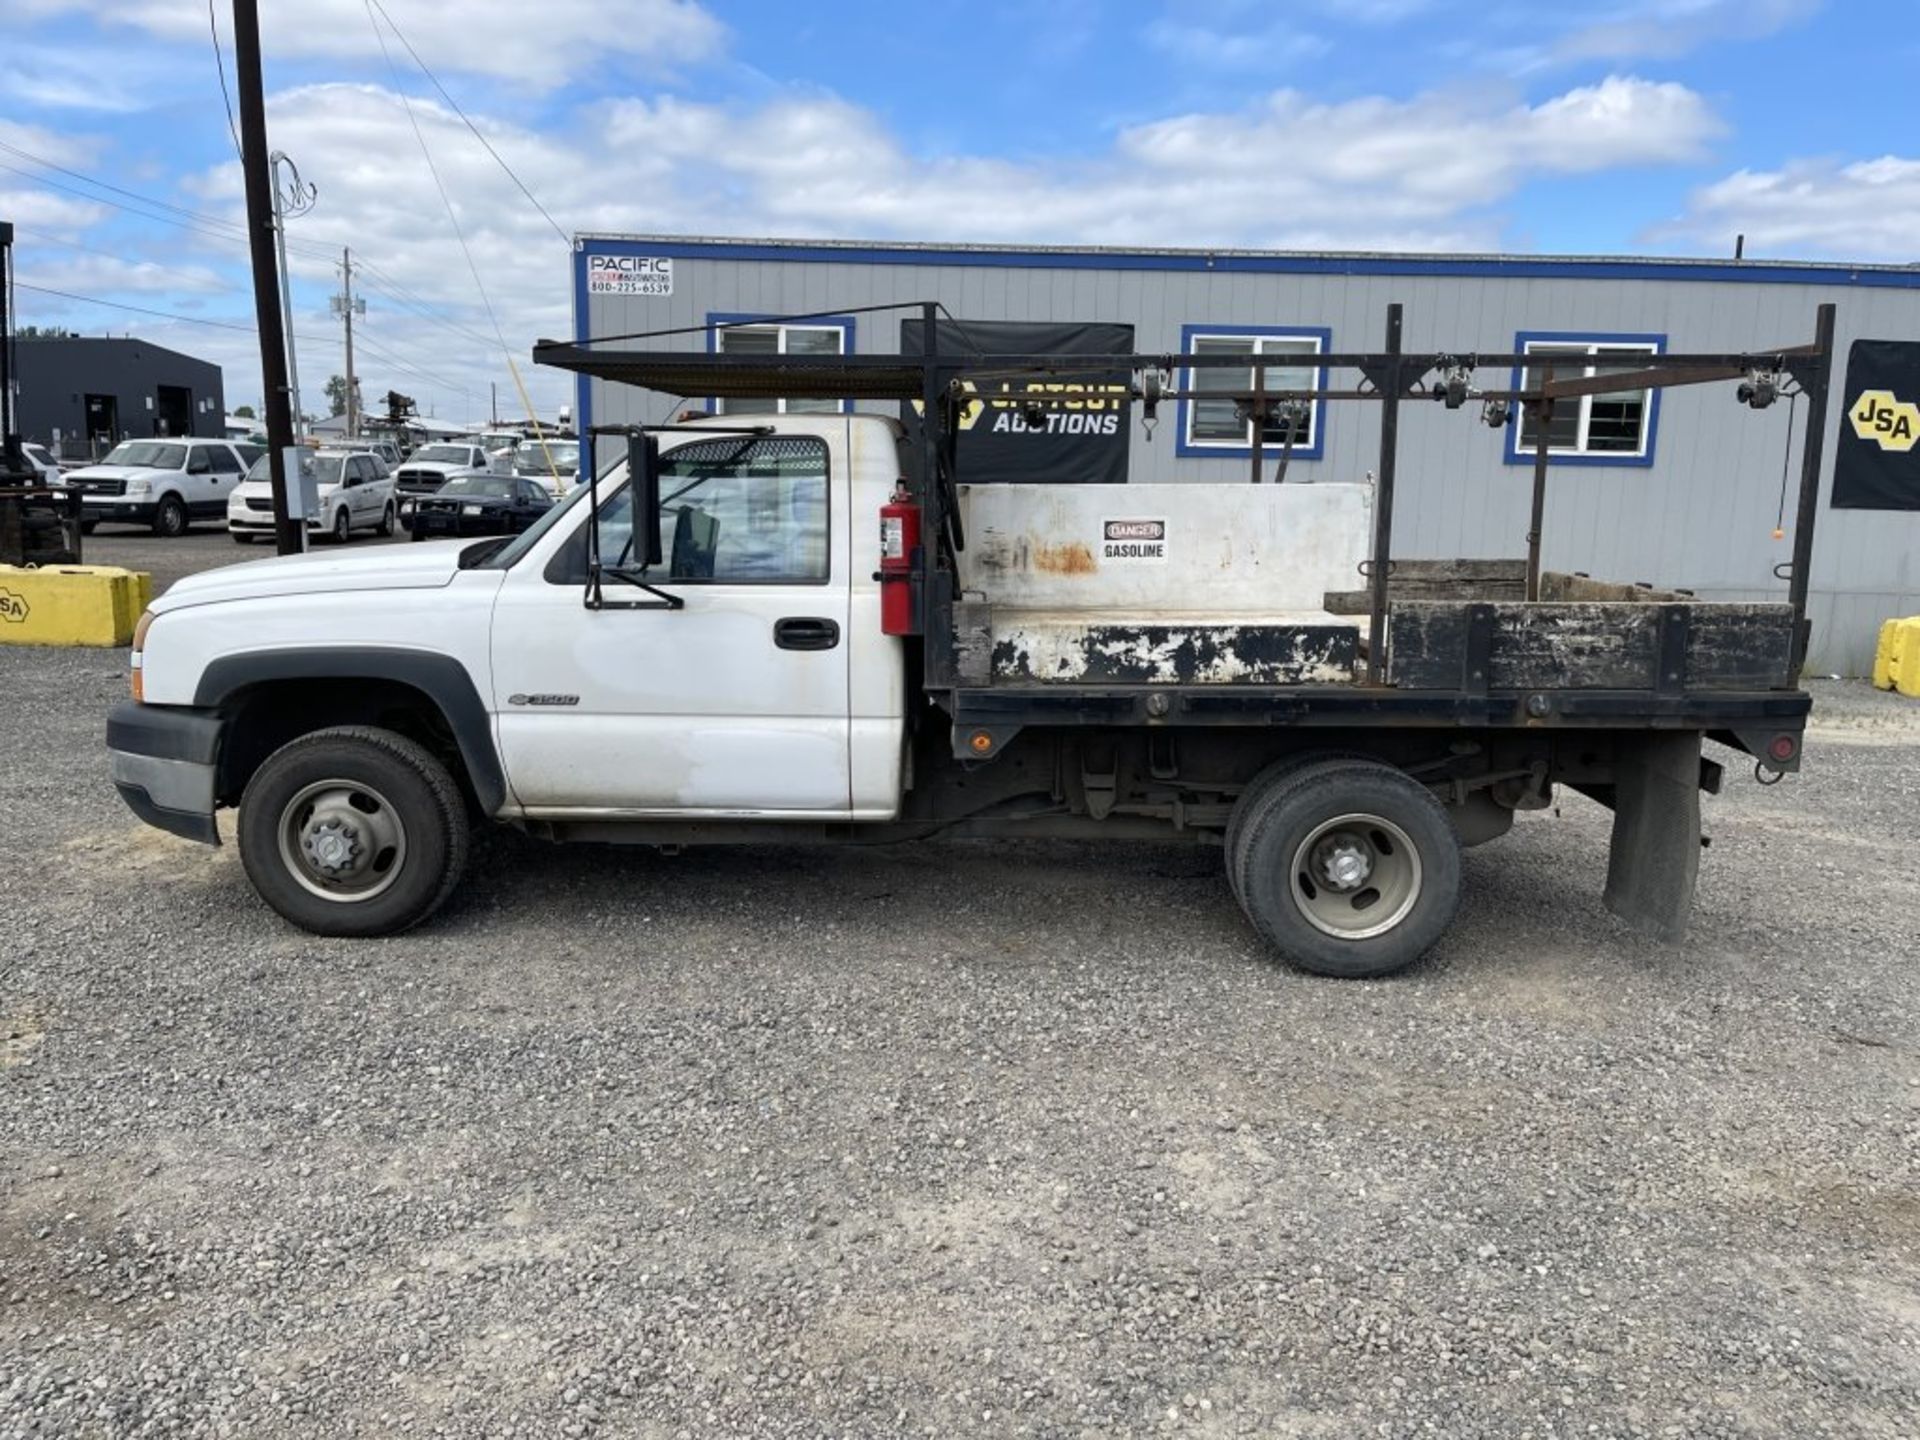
634, 432, 663, 568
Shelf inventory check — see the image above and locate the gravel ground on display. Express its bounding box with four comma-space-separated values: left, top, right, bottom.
2, 565, 1917, 1436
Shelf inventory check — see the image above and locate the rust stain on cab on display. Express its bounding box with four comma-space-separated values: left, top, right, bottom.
1033, 540, 1097, 576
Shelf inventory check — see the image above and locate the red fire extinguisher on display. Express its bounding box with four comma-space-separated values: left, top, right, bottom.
879, 480, 920, 636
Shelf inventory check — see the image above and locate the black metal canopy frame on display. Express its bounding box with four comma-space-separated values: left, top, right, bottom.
533, 298, 1837, 686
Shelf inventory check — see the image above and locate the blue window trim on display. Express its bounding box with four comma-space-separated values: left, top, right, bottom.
1174, 323, 1331, 462
704, 311, 857, 416
572, 235, 1920, 288
1504, 330, 1666, 470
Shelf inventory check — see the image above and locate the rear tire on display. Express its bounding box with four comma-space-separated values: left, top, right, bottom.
1235, 759, 1461, 979
153, 494, 188, 538
238, 726, 470, 938
1225, 749, 1369, 906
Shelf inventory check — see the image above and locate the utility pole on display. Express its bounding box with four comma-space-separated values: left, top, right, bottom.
269, 152, 315, 443
231, 0, 303, 555
491, 381, 498, 427
332, 247, 364, 438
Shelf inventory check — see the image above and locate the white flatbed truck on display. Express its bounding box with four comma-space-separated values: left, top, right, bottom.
104, 303, 1830, 976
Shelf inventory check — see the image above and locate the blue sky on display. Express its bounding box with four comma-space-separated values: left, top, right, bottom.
2, 0, 1911, 420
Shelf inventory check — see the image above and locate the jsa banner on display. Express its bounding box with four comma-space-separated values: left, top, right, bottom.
1834, 339, 1920, 511
899, 319, 1132, 484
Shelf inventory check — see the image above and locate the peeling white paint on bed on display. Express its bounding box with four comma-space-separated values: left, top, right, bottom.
993, 609, 1360, 684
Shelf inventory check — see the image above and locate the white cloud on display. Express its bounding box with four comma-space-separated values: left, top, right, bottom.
14, 71, 1725, 422
1553, 0, 1816, 62
1672, 156, 1920, 262
15, 0, 727, 89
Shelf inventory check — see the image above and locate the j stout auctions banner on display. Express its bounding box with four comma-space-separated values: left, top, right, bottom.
1834, 339, 1920, 510
899, 319, 1132, 484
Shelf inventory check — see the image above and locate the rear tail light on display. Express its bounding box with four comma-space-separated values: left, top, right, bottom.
1767, 734, 1798, 763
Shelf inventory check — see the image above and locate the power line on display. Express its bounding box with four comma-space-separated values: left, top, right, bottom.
13, 224, 244, 296
19, 279, 481, 402
0, 145, 533, 363
18, 281, 264, 335
208, 0, 243, 162
366, 0, 569, 246
363, 3, 518, 371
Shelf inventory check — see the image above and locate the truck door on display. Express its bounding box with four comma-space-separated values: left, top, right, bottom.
488, 430, 853, 816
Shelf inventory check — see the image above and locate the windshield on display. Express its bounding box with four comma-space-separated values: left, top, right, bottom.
101, 441, 186, 469
515, 442, 580, 473
244, 453, 345, 485
480, 472, 600, 570
26, 444, 54, 464
438, 476, 513, 498
412, 445, 472, 465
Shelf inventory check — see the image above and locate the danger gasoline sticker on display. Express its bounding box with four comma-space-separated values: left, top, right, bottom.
1102, 518, 1167, 563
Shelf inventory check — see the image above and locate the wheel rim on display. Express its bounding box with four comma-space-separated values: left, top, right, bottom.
160, 501, 184, 535
276, 778, 409, 903
1287, 812, 1423, 941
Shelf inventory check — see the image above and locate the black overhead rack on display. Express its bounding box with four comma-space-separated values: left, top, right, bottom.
533, 299, 1837, 686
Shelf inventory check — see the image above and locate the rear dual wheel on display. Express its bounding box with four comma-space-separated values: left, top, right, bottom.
1227, 757, 1461, 979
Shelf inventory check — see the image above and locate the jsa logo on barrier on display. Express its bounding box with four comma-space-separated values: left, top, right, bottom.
0, 588, 27, 623
587, 255, 673, 297
1850, 389, 1920, 453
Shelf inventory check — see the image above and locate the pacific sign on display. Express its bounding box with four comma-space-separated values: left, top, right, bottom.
586, 255, 673, 297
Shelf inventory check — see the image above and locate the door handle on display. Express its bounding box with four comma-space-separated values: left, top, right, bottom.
774, 616, 840, 651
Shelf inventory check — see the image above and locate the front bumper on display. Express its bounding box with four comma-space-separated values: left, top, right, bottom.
105, 701, 224, 845
81, 496, 158, 522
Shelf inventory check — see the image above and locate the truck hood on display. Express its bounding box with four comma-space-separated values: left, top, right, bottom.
68, 463, 173, 482
228, 478, 340, 502
151, 540, 474, 612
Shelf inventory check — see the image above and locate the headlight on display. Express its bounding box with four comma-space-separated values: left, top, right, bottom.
131, 609, 154, 701
124, 478, 151, 496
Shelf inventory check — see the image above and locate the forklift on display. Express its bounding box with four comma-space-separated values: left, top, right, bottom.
0, 220, 84, 566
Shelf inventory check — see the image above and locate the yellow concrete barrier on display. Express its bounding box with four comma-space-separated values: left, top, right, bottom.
1874, 615, 1920, 696
0, 564, 153, 647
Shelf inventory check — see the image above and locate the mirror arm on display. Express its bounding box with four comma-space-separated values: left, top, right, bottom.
586, 565, 684, 611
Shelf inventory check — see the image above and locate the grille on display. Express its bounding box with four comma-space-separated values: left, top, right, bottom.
396, 469, 443, 492
79, 477, 128, 496
246, 498, 273, 512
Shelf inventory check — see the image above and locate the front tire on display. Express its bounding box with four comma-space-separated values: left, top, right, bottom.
377, 502, 395, 537
232, 531, 255, 544
153, 494, 188, 538
238, 726, 470, 937
80, 518, 98, 535
330, 507, 351, 544
1234, 759, 1461, 979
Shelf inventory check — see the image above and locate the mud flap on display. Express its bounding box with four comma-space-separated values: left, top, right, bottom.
1602, 731, 1702, 941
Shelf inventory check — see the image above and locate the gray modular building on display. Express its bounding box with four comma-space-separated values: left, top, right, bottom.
568, 234, 1920, 675
15, 337, 225, 462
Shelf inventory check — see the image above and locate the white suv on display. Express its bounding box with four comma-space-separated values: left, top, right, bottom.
68, 437, 261, 537
227, 450, 397, 544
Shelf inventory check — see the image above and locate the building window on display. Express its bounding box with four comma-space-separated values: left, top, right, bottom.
708, 314, 855, 415
1509, 333, 1664, 466
1176, 325, 1329, 460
